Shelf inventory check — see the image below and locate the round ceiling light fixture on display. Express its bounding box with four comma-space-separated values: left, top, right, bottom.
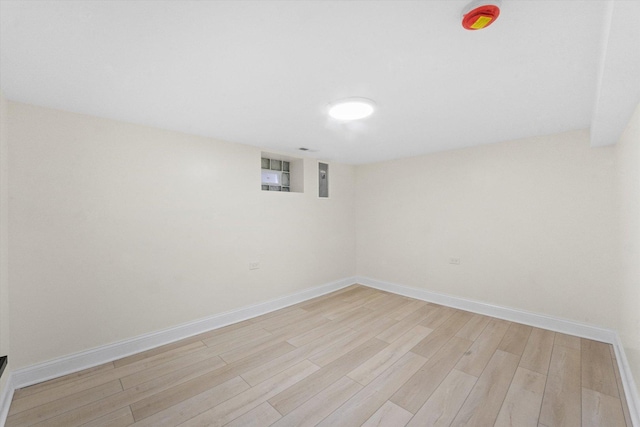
328, 98, 376, 121
461, 0, 501, 30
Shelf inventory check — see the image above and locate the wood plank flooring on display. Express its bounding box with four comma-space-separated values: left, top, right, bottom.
6, 285, 631, 426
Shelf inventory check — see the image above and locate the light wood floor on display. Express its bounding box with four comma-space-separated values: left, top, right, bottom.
6, 285, 632, 427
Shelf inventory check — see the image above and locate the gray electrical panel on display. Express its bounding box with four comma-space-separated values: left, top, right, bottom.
319, 162, 329, 198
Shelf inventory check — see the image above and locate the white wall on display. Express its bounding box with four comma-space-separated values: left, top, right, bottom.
355, 130, 620, 330
4, 99, 638, 395
0, 93, 10, 396
7, 102, 356, 369
615, 102, 640, 393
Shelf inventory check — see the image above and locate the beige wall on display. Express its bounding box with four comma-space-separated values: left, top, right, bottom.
7, 102, 356, 369
0, 93, 10, 395
615, 102, 640, 392
355, 130, 620, 330
4, 99, 637, 394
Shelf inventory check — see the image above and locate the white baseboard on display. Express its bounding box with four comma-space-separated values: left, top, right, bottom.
355, 276, 639, 426
356, 276, 616, 342
9, 277, 355, 391
613, 334, 640, 427
0, 373, 14, 427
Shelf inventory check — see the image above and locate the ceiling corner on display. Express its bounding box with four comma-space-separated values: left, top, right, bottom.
590, 0, 640, 147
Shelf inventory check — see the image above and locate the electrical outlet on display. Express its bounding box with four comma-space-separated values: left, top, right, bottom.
449, 257, 461, 265
249, 262, 260, 270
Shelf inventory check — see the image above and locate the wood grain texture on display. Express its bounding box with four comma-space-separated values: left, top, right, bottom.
7, 285, 630, 427
554, 333, 581, 350
376, 305, 433, 343
455, 318, 510, 377
12, 362, 115, 401
420, 305, 456, 329
271, 376, 362, 427
9, 340, 207, 416
450, 350, 520, 427
130, 342, 294, 421
494, 367, 546, 427
307, 317, 394, 367
179, 360, 319, 427
498, 322, 532, 356
82, 407, 135, 427
113, 336, 205, 368
120, 350, 225, 390
224, 402, 282, 427
6, 380, 123, 427
240, 325, 353, 386
202, 326, 273, 355
130, 376, 249, 427
286, 319, 351, 347
411, 310, 474, 358
391, 336, 472, 413
269, 337, 387, 415
406, 369, 477, 427
317, 352, 427, 427
387, 300, 428, 321
520, 328, 555, 375
456, 314, 491, 341
539, 341, 582, 427
581, 338, 619, 398
348, 324, 432, 385
582, 388, 627, 427
362, 401, 413, 427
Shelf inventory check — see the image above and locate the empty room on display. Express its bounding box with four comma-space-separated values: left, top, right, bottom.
0, 0, 638, 426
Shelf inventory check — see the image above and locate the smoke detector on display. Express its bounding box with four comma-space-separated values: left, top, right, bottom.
462, 0, 502, 30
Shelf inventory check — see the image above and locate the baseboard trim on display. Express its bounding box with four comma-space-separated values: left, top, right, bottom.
613, 334, 640, 427
357, 276, 616, 341
9, 277, 355, 391
356, 275, 639, 426
0, 373, 14, 427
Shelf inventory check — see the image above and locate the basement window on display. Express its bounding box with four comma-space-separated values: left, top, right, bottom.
261, 153, 304, 193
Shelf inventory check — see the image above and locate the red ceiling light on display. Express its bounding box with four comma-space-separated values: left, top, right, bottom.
462, 0, 501, 30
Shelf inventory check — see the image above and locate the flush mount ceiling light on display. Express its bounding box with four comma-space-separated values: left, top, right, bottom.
328, 98, 376, 121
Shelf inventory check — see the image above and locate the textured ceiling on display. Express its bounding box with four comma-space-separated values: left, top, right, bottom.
1, 0, 638, 164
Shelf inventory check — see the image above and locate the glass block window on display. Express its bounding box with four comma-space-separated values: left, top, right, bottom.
261, 157, 290, 192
